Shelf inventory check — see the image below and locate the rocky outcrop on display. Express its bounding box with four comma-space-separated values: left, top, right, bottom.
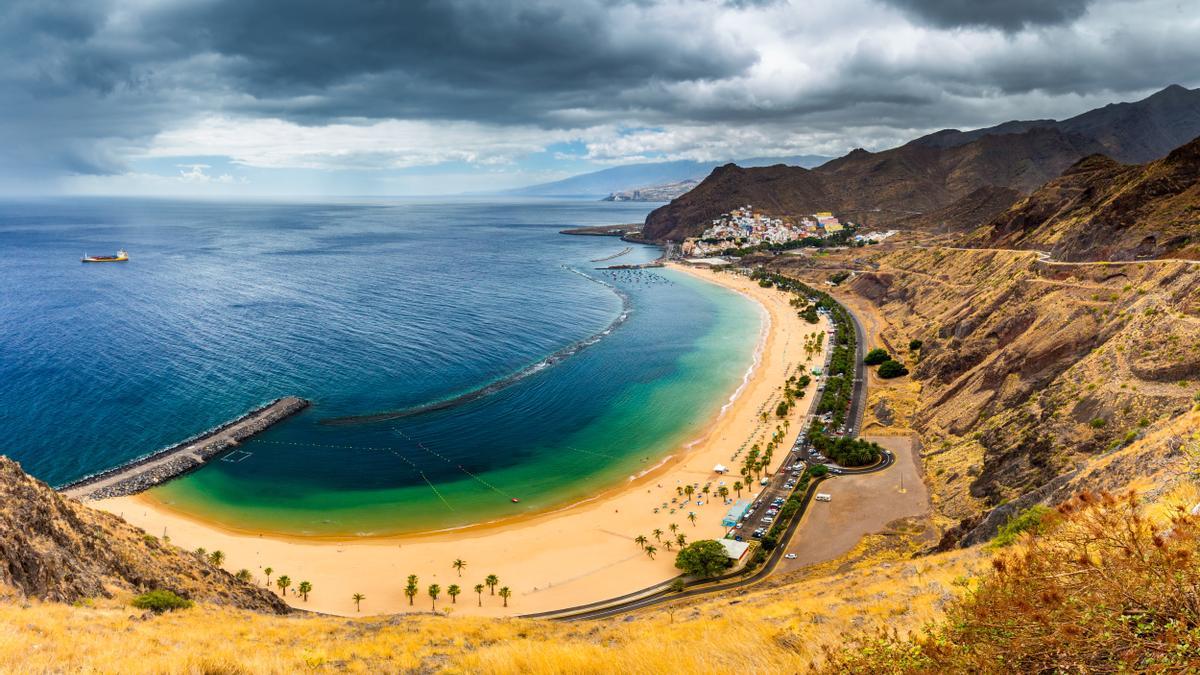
0, 456, 289, 613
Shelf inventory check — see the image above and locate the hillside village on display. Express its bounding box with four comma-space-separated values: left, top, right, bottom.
681, 205, 897, 257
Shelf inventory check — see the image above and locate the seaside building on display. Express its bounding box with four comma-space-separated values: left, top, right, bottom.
721, 499, 753, 527
719, 538, 751, 561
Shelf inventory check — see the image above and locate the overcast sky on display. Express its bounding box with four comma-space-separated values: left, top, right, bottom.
1, 0, 1196, 196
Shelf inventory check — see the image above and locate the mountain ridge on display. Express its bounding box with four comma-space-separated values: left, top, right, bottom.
643, 85, 1200, 241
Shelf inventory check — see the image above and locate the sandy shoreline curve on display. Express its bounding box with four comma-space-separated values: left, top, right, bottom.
93, 263, 829, 616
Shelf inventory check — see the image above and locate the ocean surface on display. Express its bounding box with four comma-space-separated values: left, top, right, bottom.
0, 197, 761, 535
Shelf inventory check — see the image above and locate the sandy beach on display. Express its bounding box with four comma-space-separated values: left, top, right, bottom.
94, 263, 828, 616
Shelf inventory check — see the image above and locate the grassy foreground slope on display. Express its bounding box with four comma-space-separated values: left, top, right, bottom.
2, 409, 1197, 673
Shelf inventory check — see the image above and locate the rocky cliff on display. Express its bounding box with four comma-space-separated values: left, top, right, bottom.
0, 456, 288, 613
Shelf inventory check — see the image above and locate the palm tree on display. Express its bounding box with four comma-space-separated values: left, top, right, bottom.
652, 528, 663, 542
676, 533, 687, 548
194, 547, 207, 559
718, 486, 729, 502
485, 574, 499, 595
644, 545, 657, 560
733, 481, 743, 498
407, 574, 419, 588
208, 550, 225, 567
276, 575, 291, 597
668, 523, 679, 535
664, 541, 673, 552
298, 581, 312, 601
683, 485, 695, 501
634, 534, 648, 549
352, 593, 365, 612
676, 486, 684, 497
405, 583, 418, 606
264, 567, 273, 587
474, 584, 485, 607
235, 569, 252, 583
452, 558, 467, 577
447, 584, 461, 604
428, 584, 441, 611
688, 512, 698, 527
498, 587, 511, 607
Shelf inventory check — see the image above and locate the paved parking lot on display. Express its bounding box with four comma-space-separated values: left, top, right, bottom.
775, 434, 929, 573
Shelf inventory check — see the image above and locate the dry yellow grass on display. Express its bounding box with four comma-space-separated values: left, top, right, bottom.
0, 539, 987, 674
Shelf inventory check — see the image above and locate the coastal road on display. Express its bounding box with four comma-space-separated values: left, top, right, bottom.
844, 300, 867, 437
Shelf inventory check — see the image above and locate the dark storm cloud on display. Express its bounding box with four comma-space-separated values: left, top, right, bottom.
880, 0, 1094, 31
0, 0, 1196, 187
147, 0, 758, 124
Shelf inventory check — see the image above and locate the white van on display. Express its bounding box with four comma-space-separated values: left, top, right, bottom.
815, 493, 832, 502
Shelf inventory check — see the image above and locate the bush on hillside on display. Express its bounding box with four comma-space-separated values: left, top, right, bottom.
877, 359, 909, 378
991, 504, 1053, 547
823, 491, 1200, 672
909, 339, 923, 351
674, 540, 732, 578
864, 348, 890, 365
132, 590, 193, 613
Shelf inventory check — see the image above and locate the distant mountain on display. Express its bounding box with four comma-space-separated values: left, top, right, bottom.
968, 136, 1200, 261
508, 155, 831, 197
602, 179, 700, 202
643, 85, 1200, 241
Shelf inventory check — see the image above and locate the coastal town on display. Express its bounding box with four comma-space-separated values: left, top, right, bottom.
680, 205, 893, 257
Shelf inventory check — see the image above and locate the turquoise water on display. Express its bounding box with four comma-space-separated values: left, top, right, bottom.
0, 197, 761, 535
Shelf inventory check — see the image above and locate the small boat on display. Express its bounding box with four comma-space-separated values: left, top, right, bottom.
82, 249, 129, 263
511, 498, 520, 503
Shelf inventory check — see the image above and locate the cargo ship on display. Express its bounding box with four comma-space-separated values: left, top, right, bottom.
81, 249, 129, 263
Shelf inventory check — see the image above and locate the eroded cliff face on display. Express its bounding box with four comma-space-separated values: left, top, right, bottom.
0, 457, 288, 613
771, 247, 1200, 532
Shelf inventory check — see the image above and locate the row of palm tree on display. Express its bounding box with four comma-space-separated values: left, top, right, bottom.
403, 571, 512, 610
635, 527, 690, 558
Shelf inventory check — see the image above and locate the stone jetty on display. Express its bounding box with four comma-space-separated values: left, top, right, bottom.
59, 396, 310, 501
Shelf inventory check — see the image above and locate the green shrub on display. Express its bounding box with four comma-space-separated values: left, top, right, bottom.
864, 347, 890, 365
1089, 417, 1107, 429
909, 339, 923, 351
806, 464, 829, 478
991, 504, 1052, 547
131, 590, 193, 613
877, 359, 909, 378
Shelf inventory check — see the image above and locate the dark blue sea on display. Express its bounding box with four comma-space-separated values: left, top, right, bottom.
0, 197, 759, 534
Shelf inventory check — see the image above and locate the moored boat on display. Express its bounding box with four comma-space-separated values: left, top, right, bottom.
81, 249, 129, 263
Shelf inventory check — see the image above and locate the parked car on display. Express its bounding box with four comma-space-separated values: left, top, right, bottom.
815, 493, 832, 502
784, 553, 798, 559
761, 516, 775, 524
752, 528, 765, 538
